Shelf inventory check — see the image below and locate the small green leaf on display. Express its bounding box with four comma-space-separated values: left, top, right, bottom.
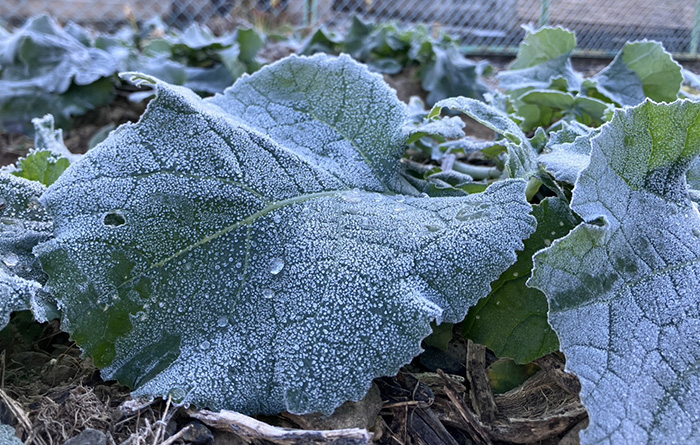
423, 322, 454, 351
464, 197, 578, 363
12, 115, 76, 186
487, 358, 538, 394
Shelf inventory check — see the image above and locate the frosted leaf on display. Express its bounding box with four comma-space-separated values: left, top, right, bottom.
592, 40, 682, 106
36, 55, 536, 415
209, 54, 415, 195
432, 97, 538, 178
498, 26, 582, 92
11, 115, 79, 186
529, 100, 700, 443
538, 122, 598, 184
0, 170, 53, 327
0, 16, 117, 133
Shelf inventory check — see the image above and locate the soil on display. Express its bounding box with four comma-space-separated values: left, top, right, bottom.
0, 55, 594, 445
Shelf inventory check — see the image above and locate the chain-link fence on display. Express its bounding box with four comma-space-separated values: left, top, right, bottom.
0, 0, 697, 57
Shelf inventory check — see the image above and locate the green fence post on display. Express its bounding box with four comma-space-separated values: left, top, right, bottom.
539, 0, 551, 28
692, 0, 700, 54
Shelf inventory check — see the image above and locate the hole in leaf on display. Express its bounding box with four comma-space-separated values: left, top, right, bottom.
104, 210, 126, 227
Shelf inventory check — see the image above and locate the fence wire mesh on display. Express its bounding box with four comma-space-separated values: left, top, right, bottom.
0, 0, 696, 57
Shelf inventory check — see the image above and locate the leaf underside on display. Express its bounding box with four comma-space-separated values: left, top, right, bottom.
37, 54, 535, 415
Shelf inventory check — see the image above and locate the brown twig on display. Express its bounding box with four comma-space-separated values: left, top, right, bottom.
188, 408, 372, 445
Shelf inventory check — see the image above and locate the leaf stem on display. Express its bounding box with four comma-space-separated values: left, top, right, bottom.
451, 162, 501, 180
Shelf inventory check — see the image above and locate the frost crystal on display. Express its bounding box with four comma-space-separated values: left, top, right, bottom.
37, 54, 535, 415
529, 100, 700, 443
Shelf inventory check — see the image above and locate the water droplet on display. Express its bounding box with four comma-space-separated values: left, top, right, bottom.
272, 213, 282, 224
693, 228, 700, 238
0, 197, 6, 213
217, 316, 228, 327
168, 387, 186, 403
269, 258, 284, 275
394, 206, 407, 212
262, 288, 274, 299
544, 239, 552, 246
425, 224, 441, 233
512, 272, 519, 277
559, 221, 565, 227
341, 190, 362, 203
475, 315, 481, 320
199, 341, 211, 351
455, 208, 487, 221
2, 252, 18, 267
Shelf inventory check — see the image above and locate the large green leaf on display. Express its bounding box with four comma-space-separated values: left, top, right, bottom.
591, 41, 682, 106
529, 100, 700, 443
464, 197, 578, 363
36, 55, 536, 415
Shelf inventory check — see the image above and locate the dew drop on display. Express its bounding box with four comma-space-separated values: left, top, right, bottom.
425, 224, 442, 233
693, 228, 700, 238
168, 387, 186, 403
262, 288, 274, 299
269, 258, 285, 275
341, 190, 362, 203
2, 252, 18, 267
272, 213, 282, 224
544, 239, 552, 246
199, 340, 211, 351
0, 197, 6, 213
217, 316, 228, 327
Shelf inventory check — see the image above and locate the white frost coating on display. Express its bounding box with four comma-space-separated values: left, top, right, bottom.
538, 123, 598, 184
0, 170, 53, 327
529, 100, 700, 443
37, 55, 536, 415
210, 54, 415, 195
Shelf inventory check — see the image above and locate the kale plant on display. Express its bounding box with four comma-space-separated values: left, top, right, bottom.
302, 16, 492, 105
3, 20, 700, 444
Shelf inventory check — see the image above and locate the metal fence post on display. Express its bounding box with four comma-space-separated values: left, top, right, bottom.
692, 0, 700, 54
539, 0, 551, 28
